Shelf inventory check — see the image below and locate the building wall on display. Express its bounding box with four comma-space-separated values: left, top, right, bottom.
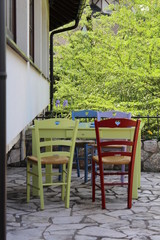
91, 0, 119, 14
6, 0, 50, 152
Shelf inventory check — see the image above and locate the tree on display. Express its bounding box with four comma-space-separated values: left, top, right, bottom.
53, 0, 160, 117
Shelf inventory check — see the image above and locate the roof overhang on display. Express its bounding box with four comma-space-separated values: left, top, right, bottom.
49, 0, 86, 31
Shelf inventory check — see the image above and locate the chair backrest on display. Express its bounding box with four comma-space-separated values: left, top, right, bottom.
72, 110, 97, 122
97, 111, 131, 121
34, 118, 79, 163
94, 118, 141, 164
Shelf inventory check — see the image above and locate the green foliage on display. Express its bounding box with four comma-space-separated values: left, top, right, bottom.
53, 0, 160, 119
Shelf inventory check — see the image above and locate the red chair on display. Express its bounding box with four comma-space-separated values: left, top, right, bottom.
97, 111, 132, 183
92, 118, 140, 209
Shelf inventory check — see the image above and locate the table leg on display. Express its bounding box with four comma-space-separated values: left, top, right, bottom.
132, 132, 141, 199
137, 133, 141, 188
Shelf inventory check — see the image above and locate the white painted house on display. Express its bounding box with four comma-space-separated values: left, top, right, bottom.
6, 0, 86, 162
6, 0, 49, 153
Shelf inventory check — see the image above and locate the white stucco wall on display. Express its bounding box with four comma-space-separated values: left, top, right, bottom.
6, 0, 50, 153
6, 45, 49, 151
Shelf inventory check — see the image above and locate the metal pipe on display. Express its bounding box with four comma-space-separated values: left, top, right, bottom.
50, 19, 79, 112
0, 0, 7, 239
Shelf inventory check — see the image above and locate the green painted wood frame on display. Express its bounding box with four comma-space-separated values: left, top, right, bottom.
27, 118, 79, 209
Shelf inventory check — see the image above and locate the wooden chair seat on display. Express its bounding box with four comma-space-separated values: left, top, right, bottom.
28, 155, 69, 165
93, 155, 131, 165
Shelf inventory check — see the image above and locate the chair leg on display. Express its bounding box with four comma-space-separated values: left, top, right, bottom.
59, 165, 62, 181
75, 147, 80, 177
92, 160, 96, 202
90, 147, 94, 184
99, 163, 106, 209
62, 164, 66, 201
121, 164, 125, 183
58, 146, 63, 181
91, 147, 98, 184
121, 146, 126, 183
84, 144, 88, 183
128, 163, 133, 209
39, 187, 44, 210
37, 165, 44, 210
65, 162, 72, 209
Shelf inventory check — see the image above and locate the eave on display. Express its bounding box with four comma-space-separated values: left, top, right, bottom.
49, 0, 86, 31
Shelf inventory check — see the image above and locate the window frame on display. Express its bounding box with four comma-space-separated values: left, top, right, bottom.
6, 0, 16, 42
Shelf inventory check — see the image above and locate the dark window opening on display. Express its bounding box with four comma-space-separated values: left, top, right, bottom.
6, 0, 16, 41
29, 0, 34, 61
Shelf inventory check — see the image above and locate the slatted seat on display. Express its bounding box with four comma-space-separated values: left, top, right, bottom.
93, 155, 131, 165
28, 155, 69, 164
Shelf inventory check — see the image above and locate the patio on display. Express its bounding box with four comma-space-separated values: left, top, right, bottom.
7, 167, 160, 240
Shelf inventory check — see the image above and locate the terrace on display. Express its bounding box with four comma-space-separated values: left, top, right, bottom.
7, 167, 160, 239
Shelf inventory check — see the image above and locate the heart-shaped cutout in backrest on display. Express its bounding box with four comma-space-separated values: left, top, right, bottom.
85, 112, 89, 116
55, 121, 60, 125
115, 120, 120, 126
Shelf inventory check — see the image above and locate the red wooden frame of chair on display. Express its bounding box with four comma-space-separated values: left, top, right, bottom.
92, 118, 141, 209
97, 111, 132, 184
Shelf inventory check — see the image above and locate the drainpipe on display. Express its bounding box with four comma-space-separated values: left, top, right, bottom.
50, 19, 79, 112
0, 0, 7, 239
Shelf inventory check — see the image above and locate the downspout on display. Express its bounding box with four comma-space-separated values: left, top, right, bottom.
50, 19, 79, 112
0, 0, 7, 239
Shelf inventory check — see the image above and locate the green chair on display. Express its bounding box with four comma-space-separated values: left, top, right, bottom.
27, 118, 79, 210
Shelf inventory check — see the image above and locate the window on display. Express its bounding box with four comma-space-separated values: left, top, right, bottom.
6, 0, 16, 41
29, 0, 34, 61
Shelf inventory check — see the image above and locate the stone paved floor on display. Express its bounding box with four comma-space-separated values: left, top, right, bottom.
7, 167, 160, 240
